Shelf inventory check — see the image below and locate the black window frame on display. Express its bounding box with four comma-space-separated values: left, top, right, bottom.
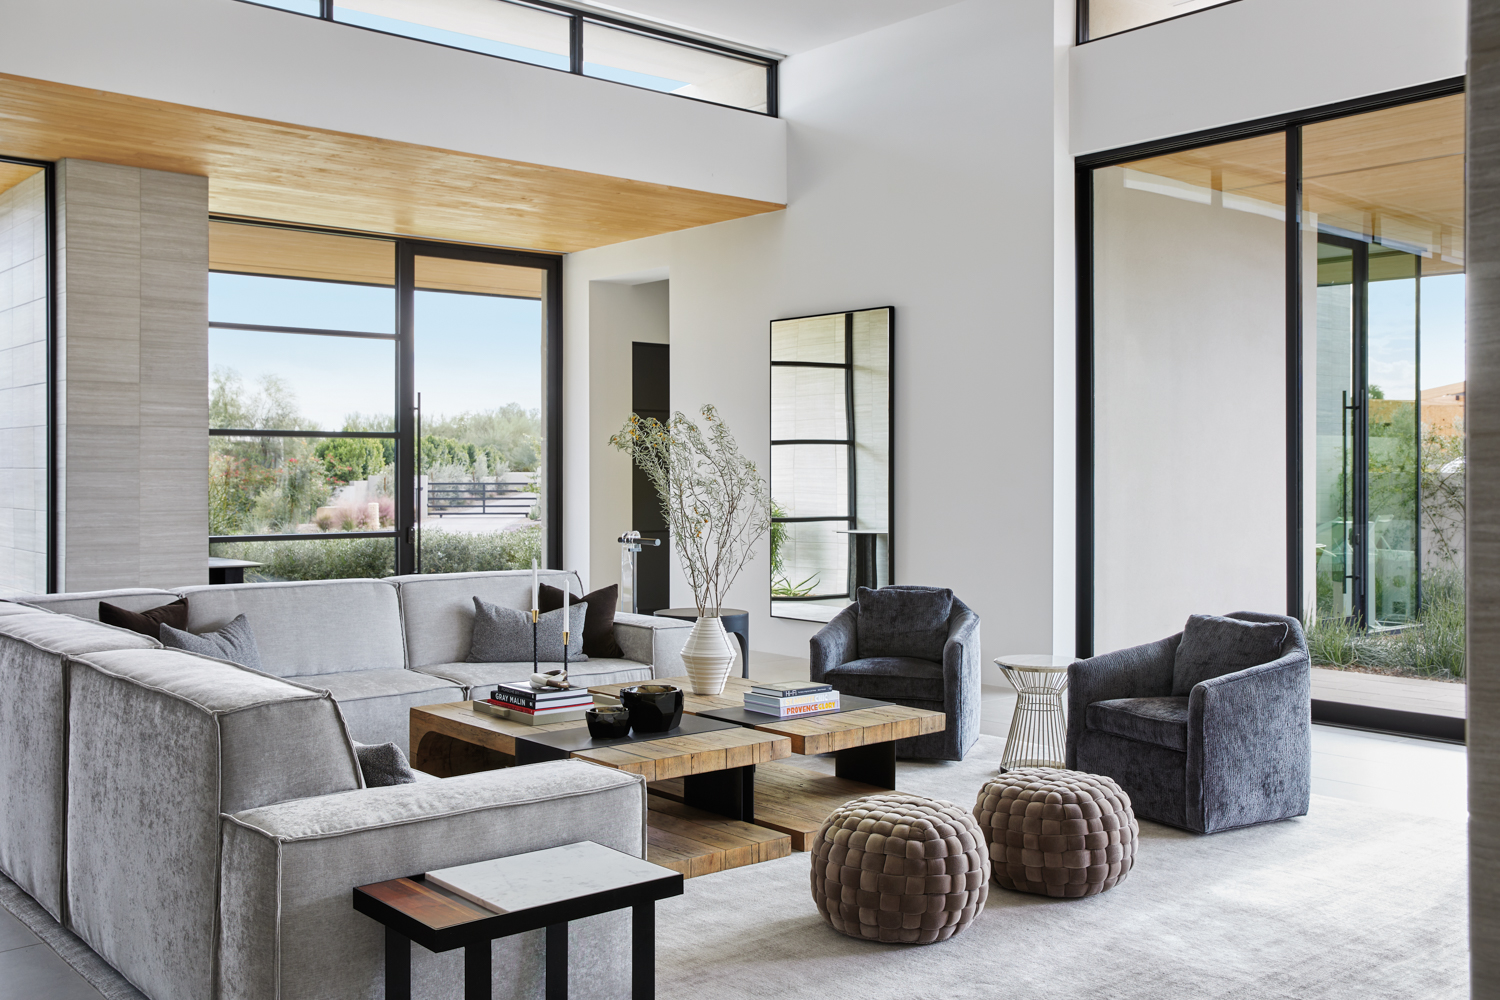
1076, 0, 1247, 45
237, 0, 778, 117
0, 155, 58, 593
207, 219, 563, 574
1073, 76, 1466, 659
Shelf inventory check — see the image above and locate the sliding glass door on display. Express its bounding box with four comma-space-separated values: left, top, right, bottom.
208, 223, 561, 580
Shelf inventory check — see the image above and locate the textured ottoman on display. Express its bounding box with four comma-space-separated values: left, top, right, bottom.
810, 792, 989, 944
974, 768, 1137, 898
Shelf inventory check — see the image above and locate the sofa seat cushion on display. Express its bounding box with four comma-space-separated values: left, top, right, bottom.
824, 656, 944, 702
414, 658, 652, 697
298, 669, 464, 747
1086, 696, 1191, 752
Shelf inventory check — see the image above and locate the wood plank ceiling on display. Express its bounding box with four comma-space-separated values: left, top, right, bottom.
1115, 93, 1465, 274
0, 72, 783, 253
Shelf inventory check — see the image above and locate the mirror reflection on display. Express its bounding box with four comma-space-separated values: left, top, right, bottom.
770, 307, 892, 622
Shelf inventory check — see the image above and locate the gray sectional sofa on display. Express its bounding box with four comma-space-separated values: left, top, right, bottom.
0, 569, 690, 999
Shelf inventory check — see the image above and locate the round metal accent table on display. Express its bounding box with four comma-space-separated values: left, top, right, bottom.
994, 654, 1074, 770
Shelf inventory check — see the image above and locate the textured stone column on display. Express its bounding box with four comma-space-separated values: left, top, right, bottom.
1470, 2, 1500, 995
56, 160, 208, 590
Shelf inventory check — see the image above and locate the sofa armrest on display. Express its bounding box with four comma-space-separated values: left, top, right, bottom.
1187, 650, 1311, 832
809, 605, 858, 682
1065, 634, 1179, 768
218, 760, 645, 1000
613, 613, 692, 678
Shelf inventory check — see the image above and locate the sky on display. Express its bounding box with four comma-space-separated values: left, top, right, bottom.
209, 273, 543, 430
1366, 271, 1465, 400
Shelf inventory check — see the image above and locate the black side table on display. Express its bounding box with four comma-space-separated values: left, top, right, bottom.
653, 607, 750, 677
354, 841, 682, 1000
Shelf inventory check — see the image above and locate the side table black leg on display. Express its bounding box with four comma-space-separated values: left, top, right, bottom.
632, 901, 655, 1000
464, 939, 491, 1000
385, 927, 411, 1000
546, 922, 568, 1000
835, 740, 897, 789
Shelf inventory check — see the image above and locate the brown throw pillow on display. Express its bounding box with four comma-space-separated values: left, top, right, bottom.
539, 583, 623, 659
99, 597, 189, 640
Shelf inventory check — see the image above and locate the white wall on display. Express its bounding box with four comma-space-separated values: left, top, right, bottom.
0, 0, 785, 204
1071, 0, 1468, 155
1092, 165, 1287, 651
566, 0, 1068, 666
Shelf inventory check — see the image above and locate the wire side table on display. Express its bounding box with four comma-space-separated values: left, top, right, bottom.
994, 655, 1074, 770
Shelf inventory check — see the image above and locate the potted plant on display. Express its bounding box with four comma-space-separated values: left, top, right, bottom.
611, 405, 771, 694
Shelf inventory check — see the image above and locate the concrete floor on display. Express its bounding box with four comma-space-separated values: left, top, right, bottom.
2, 650, 1469, 999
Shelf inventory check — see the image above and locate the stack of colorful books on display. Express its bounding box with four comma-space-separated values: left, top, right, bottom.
475, 682, 594, 725
743, 681, 840, 718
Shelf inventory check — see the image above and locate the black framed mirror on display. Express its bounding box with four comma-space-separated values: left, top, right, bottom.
769, 307, 893, 622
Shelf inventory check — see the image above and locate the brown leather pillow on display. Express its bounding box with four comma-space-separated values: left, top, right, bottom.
99, 597, 189, 640
539, 583, 623, 659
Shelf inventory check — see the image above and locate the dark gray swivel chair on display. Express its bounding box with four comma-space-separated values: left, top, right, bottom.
1066, 611, 1311, 834
809, 585, 980, 761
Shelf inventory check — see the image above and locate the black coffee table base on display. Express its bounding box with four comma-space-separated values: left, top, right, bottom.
833, 741, 897, 789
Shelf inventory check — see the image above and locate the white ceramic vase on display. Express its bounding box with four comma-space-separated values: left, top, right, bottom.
680, 615, 735, 695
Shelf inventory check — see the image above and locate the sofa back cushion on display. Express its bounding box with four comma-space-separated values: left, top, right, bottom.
0, 615, 159, 922
175, 579, 404, 677
66, 648, 362, 1000
856, 585, 954, 661
393, 570, 582, 668
1171, 613, 1291, 696
14, 588, 179, 621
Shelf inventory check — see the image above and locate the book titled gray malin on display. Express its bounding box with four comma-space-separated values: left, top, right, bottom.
744, 680, 839, 718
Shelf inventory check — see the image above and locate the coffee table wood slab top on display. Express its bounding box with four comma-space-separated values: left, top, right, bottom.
587, 676, 946, 755
514, 713, 791, 782
410, 702, 585, 764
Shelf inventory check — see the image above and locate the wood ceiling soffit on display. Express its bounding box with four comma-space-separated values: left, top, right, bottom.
0, 72, 783, 253
0, 162, 42, 195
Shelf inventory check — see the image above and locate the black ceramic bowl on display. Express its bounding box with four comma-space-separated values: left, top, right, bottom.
586, 705, 632, 740
620, 684, 683, 733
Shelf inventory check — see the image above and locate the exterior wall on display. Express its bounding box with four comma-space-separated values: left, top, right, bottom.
0, 0, 785, 205
0, 170, 48, 596
1468, 1, 1500, 992
567, 0, 1068, 664
56, 159, 208, 591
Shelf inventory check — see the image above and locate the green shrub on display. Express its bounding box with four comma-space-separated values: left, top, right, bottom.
1305, 572, 1466, 680
210, 525, 543, 582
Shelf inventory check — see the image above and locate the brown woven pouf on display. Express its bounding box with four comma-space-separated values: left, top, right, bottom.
973, 768, 1137, 898
810, 792, 989, 944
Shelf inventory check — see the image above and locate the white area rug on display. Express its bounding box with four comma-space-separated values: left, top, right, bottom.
656, 735, 1468, 1000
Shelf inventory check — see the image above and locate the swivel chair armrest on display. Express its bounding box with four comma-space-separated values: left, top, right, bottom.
1065, 634, 1179, 768
809, 605, 858, 682
1187, 650, 1311, 832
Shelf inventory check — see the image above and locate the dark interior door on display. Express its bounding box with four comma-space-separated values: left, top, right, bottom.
631, 342, 670, 613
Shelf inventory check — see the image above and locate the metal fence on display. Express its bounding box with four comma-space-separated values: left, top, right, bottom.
427, 482, 537, 516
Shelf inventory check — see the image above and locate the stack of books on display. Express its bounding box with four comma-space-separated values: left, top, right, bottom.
475, 682, 593, 725
743, 681, 840, 718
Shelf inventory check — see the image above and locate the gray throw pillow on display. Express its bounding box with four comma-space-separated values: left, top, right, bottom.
1172, 614, 1290, 696
352, 741, 418, 787
856, 586, 953, 661
467, 597, 587, 663
160, 614, 263, 671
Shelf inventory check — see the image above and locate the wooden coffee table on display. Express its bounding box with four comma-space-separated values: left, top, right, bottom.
409, 703, 792, 878
587, 677, 946, 850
